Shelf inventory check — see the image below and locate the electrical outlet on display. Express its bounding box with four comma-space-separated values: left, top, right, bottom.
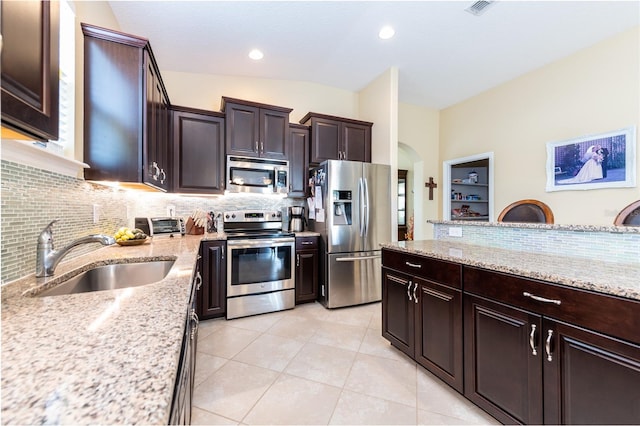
93, 204, 100, 224
448, 227, 463, 237
167, 205, 176, 217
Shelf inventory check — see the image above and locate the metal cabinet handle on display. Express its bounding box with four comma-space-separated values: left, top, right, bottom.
151, 161, 161, 180
160, 168, 166, 184
405, 261, 422, 269
296, 253, 300, 267
523, 292, 561, 305
194, 271, 202, 291
407, 279, 413, 301
529, 324, 537, 356
545, 330, 554, 361
260, 141, 264, 154
221, 246, 225, 260
190, 309, 199, 341
412, 282, 418, 304
301, 241, 314, 245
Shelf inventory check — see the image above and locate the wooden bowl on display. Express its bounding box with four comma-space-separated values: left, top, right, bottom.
116, 238, 148, 246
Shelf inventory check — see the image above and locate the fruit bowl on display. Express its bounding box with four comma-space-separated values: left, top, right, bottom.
116, 237, 148, 246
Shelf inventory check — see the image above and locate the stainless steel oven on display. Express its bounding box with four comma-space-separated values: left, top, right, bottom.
224, 210, 295, 319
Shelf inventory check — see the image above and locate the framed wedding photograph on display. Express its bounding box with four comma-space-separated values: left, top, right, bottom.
546, 126, 636, 192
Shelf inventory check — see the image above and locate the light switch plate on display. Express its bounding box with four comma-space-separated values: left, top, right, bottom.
448, 227, 463, 237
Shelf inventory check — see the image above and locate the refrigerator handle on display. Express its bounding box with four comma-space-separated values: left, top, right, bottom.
364, 177, 370, 236
358, 177, 365, 236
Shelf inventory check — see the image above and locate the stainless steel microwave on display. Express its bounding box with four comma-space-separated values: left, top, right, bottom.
226, 155, 289, 195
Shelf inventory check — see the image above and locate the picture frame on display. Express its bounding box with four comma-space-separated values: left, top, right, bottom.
546, 126, 636, 192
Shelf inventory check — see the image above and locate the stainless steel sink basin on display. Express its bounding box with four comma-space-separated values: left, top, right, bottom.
37, 260, 176, 297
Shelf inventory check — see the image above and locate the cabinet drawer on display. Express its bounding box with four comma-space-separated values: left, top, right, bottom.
464, 266, 640, 344
296, 236, 318, 250
382, 249, 461, 289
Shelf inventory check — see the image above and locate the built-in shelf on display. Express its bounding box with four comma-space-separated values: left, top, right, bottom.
451, 200, 487, 203
451, 182, 489, 187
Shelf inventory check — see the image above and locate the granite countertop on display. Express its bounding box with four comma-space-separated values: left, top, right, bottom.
294, 231, 321, 237
381, 240, 640, 301
1, 235, 206, 425
429, 219, 640, 234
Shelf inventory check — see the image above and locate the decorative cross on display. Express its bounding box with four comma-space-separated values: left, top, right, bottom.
425, 177, 438, 200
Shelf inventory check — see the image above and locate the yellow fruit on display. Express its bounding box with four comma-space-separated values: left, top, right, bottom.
125, 231, 135, 239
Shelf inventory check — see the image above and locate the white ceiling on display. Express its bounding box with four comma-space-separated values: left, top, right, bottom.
108, 1, 640, 109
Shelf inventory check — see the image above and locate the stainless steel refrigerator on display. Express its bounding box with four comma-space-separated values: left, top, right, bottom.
309, 160, 391, 308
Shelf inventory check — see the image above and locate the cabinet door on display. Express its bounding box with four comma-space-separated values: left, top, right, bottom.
226, 103, 260, 157
1, 0, 59, 141
289, 125, 309, 197
343, 122, 371, 162
172, 110, 225, 194
415, 278, 463, 392
260, 109, 289, 160
295, 250, 318, 304
543, 319, 640, 425
199, 241, 227, 319
310, 117, 341, 164
382, 267, 415, 358
464, 294, 543, 425
144, 54, 159, 188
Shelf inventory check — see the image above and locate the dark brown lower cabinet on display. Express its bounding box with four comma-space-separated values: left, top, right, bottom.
464, 294, 543, 424
382, 249, 463, 392
295, 236, 318, 304
199, 240, 226, 319
464, 267, 640, 425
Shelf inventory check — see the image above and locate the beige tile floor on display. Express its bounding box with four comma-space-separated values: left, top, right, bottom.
192, 302, 500, 425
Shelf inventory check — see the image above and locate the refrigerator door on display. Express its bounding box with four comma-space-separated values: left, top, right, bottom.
362, 163, 391, 251
325, 250, 382, 308
325, 160, 363, 253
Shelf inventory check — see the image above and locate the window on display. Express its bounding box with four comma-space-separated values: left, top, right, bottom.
56, 0, 75, 156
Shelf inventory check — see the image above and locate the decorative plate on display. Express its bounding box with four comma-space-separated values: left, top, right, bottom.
116, 238, 148, 246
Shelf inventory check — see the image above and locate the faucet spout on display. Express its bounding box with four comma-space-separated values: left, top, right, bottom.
36, 221, 115, 277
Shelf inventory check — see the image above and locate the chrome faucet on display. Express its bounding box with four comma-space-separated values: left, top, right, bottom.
36, 220, 116, 277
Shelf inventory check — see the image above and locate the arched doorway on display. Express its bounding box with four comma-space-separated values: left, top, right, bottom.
398, 142, 424, 240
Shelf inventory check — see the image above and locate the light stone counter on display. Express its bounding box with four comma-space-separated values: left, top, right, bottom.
294, 231, 321, 237
1, 234, 211, 424
381, 240, 640, 301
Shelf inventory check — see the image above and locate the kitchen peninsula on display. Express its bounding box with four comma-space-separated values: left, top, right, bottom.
381, 222, 640, 424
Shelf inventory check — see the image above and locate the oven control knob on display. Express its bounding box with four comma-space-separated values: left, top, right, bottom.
225, 214, 230, 219
231, 214, 236, 219
276, 212, 281, 217
271, 213, 276, 217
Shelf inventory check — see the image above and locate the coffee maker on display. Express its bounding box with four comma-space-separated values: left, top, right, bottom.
289, 206, 305, 232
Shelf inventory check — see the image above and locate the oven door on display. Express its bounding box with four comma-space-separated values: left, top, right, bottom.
226, 237, 295, 297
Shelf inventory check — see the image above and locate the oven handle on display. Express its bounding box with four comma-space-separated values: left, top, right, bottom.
227, 238, 295, 248
336, 254, 381, 262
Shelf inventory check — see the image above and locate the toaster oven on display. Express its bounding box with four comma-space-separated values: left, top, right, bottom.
135, 217, 186, 237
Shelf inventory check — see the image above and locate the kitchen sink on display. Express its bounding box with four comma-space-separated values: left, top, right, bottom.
37, 260, 176, 297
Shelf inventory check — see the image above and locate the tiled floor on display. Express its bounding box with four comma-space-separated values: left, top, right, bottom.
192, 302, 500, 425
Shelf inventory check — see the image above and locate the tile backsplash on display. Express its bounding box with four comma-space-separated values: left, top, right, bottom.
1, 160, 301, 284
433, 222, 640, 264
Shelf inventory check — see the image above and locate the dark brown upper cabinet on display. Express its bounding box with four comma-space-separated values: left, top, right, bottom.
221, 97, 292, 161
299, 112, 372, 165
82, 23, 171, 191
1, 0, 59, 141
288, 124, 310, 197
171, 106, 225, 194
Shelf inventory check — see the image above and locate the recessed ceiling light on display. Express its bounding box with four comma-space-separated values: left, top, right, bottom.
248, 49, 264, 60
378, 26, 395, 40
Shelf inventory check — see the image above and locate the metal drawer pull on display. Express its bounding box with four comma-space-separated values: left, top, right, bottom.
407, 280, 413, 301
296, 254, 300, 267
405, 261, 422, 269
301, 241, 314, 245
545, 330, 554, 362
523, 292, 561, 305
529, 324, 537, 356
413, 282, 418, 304
194, 271, 202, 291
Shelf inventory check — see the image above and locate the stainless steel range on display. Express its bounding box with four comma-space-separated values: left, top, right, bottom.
224, 210, 295, 319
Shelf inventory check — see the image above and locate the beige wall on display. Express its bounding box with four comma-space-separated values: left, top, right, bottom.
398, 103, 440, 239
162, 71, 360, 124
440, 26, 640, 226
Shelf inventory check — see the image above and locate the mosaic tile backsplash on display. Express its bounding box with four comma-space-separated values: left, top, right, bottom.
433, 222, 640, 265
1, 160, 302, 284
